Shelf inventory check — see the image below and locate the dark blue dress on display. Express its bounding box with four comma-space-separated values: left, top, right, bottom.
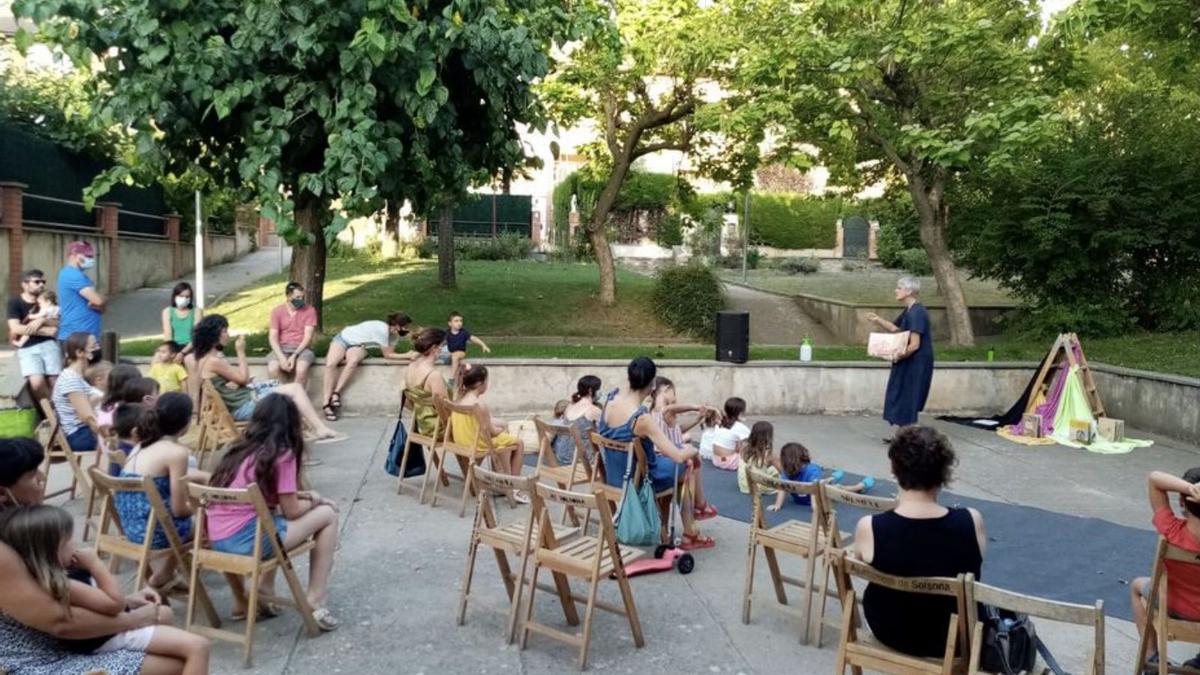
882, 303, 934, 426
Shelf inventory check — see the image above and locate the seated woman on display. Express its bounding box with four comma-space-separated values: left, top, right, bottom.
402, 327, 450, 437
0, 437, 187, 674
114, 393, 209, 592
855, 425, 987, 658
598, 357, 710, 549
548, 375, 602, 468
451, 365, 527, 503
51, 332, 104, 453
191, 314, 343, 442
206, 394, 341, 631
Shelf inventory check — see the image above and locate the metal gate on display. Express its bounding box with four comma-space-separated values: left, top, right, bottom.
451, 194, 532, 237
842, 215, 870, 258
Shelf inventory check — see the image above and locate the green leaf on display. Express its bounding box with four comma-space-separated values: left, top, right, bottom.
147, 44, 169, 64
417, 65, 436, 95
14, 28, 33, 53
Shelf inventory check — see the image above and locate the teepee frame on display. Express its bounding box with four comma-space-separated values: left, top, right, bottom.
1024, 333, 1105, 419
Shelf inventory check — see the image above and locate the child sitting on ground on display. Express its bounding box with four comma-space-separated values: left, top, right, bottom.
738, 421, 781, 494
769, 442, 876, 512
10, 291, 58, 348
702, 397, 750, 471
1131, 469, 1200, 669
451, 365, 526, 503
149, 341, 189, 394
445, 311, 491, 387
0, 504, 210, 673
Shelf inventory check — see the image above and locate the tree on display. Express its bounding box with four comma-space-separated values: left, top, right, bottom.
541, 0, 725, 306
729, 0, 1058, 345
16, 0, 585, 320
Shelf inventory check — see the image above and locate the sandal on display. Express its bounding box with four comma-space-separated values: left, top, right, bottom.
312, 607, 341, 632
330, 392, 342, 409
680, 532, 715, 550
322, 403, 338, 421
693, 503, 718, 521
231, 602, 282, 621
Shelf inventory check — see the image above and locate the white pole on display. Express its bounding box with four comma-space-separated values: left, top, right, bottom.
194, 191, 205, 309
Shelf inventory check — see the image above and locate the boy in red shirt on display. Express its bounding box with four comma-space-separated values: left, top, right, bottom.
1132, 468, 1200, 667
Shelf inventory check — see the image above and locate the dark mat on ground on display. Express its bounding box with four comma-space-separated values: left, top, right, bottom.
696, 462, 1154, 622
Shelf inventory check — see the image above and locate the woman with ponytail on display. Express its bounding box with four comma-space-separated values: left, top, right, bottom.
549, 375, 602, 467
114, 393, 208, 592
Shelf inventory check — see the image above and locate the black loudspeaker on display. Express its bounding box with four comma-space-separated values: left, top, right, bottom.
715, 311, 749, 363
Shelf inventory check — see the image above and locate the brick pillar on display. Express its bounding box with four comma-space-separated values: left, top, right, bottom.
835, 218, 845, 258
96, 202, 120, 294
165, 213, 181, 279
0, 182, 28, 296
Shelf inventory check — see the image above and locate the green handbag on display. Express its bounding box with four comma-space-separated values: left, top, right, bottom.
614, 439, 660, 546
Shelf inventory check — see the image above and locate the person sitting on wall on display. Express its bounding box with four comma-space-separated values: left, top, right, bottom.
267, 282, 318, 388
320, 312, 416, 420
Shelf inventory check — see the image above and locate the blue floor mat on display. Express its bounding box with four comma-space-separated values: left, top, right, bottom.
697, 462, 1154, 622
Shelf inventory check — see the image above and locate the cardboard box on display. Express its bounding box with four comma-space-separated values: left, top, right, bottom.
1068, 419, 1094, 444
1098, 417, 1125, 442
1021, 413, 1043, 438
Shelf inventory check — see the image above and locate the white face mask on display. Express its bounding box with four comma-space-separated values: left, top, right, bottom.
79, 256, 96, 270
175, 296, 191, 308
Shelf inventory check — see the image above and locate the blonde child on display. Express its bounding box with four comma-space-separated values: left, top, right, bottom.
10, 291, 58, 348
649, 377, 717, 521
84, 360, 113, 407
0, 504, 210, 674
702, 397, 749, 471
451, 365, 526, 503
769, 442, 876, 512
737, 421, 781, 494
446, 311, 490, 387
148, 341, 189, 394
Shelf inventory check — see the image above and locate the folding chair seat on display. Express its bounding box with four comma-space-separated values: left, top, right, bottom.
533, 417, 595, 526
38, 398, 97, 503
194, 379, 247, 470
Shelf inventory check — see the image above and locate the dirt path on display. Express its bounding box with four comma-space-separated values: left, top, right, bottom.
723, 281, 841, 346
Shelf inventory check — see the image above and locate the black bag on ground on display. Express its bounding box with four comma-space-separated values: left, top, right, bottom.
384, 418, 425, 478
978, 606, 1066, 675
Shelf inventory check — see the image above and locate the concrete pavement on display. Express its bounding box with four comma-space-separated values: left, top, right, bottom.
40, 412, 1200, 673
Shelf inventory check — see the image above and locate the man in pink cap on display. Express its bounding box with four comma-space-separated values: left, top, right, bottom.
56, 241, 106, 358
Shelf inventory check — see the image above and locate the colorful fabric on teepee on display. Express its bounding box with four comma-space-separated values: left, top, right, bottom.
1049, 366, 1153, 454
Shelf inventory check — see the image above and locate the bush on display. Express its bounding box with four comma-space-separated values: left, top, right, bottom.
897, 248, 932, 276
719, 247, 761, 270
652, 265, 726, 339
779, 257, 819, 275
456, 234, 533, 261
416, 238, 437, 259
747, 193, 840, 249
875, 223, 907, 269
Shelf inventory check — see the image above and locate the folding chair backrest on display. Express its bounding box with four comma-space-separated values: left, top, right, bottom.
967, 581, 1105, 675
402, 388, 444, 443
821, 482, 898, 548
199, 378, 240, 435
535, 482, 605, 521
89, 467, 150, 542
838, 552, 971, 652
747, 468, 823, 531
39, 398, 71, 454
533, 416, 585, 474
589, 433, 649, 486
189, 482, 284, 561
473, 464, 538, 503
437, 397, 493, 453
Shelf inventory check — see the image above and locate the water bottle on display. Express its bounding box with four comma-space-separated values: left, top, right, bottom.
986, 347, 995, 362
799, 337, 813, 362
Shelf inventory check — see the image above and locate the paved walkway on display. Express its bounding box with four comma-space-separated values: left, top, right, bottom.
40, 412, 1200, 673
102, 245, 291, 340
724, 281, 840, 346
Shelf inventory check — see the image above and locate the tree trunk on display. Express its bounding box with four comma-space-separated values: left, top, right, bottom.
907, 178, 975, 346
437, 204, 456, 288
289, 193, 328, 331
587, 153, 634, 306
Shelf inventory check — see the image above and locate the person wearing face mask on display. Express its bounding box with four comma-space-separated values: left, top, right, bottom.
51, 332, 104, 453
6, 269, 62, 403
320, 312, 415, 421
268, 282, 319, 388
56, 241, 106, 362
159, 281, 202, 361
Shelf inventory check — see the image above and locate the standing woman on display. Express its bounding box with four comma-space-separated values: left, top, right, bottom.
867, 276, 934, 441
160, 282, 201, 360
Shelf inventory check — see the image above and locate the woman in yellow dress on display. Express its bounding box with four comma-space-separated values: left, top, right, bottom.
402, 327, 450, 436
451, 365, 527, 503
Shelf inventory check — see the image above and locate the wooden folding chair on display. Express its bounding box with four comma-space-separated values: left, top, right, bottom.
395, 389, 445, 499
88, 467, 221, 626
533, 417, 595, 526
829, 549, 971, 675
587, 433, 673, 541
742, 468, 828, 644
38, 398, 97, 502
457, 466, 581, 643
520, 482, 645, 670
813, 482, 899, 647
966, 580, 1104, 675
1135, 537, 1200, 675
194, 379, 247, 470
185, 482, 321, 667
430, 398, 513, 517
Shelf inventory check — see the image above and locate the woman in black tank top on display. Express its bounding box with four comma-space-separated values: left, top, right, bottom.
854, 426, 986, 658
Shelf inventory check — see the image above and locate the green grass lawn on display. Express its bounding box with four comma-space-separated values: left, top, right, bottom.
722, 268, 1015, 306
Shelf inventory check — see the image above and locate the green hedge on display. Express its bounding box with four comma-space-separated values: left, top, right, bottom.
652, 265, 725, 339
747, 193, 840, 249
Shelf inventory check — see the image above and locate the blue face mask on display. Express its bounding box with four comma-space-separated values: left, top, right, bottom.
79, 256, 96, 270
